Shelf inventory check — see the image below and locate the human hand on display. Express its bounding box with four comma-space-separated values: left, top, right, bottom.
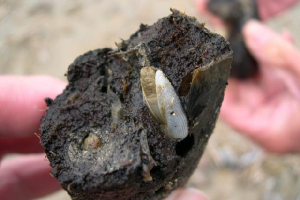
0, 76, 65, 200
221, 20, 300, 153
196, 0, 300, 153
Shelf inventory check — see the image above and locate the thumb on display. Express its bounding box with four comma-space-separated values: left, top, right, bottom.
242, 20, 300, 77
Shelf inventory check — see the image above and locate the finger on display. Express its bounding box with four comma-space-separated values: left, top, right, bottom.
219, 77, 281, 138
0, 135, 43, 158
0, 154, 61, 200
243, 20, 300, 77
221, 77, 300, 153
281, 29, 294, 44
257, 0, 299, 20
221, 93, 300, 153
195, 0, 226, 28
0, 75, 66, 138
195, 0, 209, 14
165, 188, 208, 200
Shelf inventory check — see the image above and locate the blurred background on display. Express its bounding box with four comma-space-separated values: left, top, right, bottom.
0, 0, 299, 200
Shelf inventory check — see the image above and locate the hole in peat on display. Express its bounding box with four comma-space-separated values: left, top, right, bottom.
175, 134, 194, 157
150, 165, 161, 175
101, 86, 107, 93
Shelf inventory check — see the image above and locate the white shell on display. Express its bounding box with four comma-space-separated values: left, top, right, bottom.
140, 67, 188, 139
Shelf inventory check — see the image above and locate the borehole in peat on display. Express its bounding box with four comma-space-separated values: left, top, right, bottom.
175, 134, 194, 157
150, 165, 161, 177
101, 86, 107, 93
178, 72, 192, 96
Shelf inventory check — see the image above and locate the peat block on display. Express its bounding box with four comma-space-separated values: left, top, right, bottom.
40, 9, 232, 200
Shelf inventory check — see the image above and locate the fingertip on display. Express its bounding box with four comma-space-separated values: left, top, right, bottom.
195, 0, 209, 14
256, 0, 299, 20
243, 20, 300, 76
24, 75, 66, 99
242, 20, 270, 48
0, 75, 66, 138
242, 20, 284, 66
195, 0, 226, 28
165, 188, 208, 200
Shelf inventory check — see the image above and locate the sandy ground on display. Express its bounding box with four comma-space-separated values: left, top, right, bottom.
1, 0, 300, 200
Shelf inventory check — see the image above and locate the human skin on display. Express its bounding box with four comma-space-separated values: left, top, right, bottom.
196, 0, 299, 27
221, 20, 300, 153
196, 0, 300, 153
0, 76, 207, 200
